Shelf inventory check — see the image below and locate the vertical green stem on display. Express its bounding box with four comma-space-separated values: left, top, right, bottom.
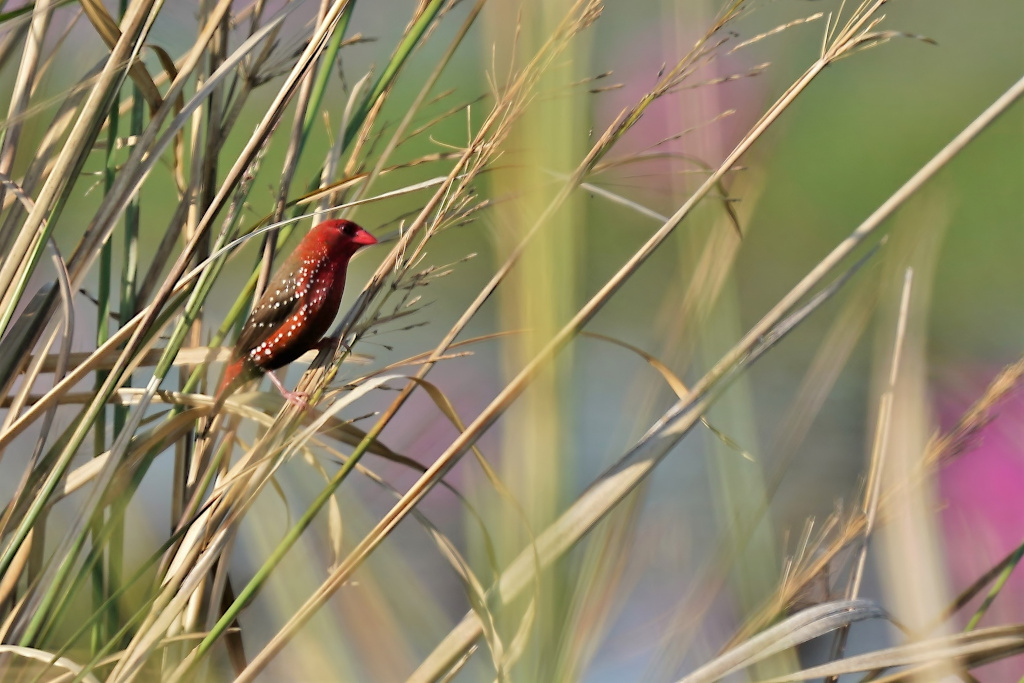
299, 1, 353, 151
89, 51, 121, 654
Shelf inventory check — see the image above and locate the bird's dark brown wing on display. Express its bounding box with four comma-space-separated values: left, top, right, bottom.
232, 251, 327, 357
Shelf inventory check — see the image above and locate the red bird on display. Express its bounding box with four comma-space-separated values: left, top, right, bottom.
212, 219, 378, 412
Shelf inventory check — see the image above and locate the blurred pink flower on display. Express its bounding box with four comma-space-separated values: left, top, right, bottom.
937, 365, 1024, 679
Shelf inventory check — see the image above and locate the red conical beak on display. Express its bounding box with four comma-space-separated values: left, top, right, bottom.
351, 226, 378, 247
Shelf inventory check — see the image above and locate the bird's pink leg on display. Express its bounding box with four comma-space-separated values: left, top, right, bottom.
265, 371, 309, 408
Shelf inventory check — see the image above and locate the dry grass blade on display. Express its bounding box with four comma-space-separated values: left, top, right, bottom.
0, 1, 1012, 679
121, 374, 400, 682
761, 625, 1024, 682
409, 70, 1024, 679
727, 12, 825, 54
924, 356, 1024, 467
227, 2, 606, 678
583, 331, 752, 459
825, 269, 914, 676
0, 643, 100, 683
0, 7, 303, 640
0, 0, 160, 335
677, 599, 886, 683
21, 249, 74, 471
79, 0, 164, 112
15, 347, 369, 377
0, 530, 33, 612
0, 0, 52, 222
332, 7, 922, 675
412, 236, 878, 681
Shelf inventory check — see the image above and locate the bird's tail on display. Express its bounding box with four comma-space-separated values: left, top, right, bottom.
200, 359, 248, 440
190, 359, 257, 501
216, 358, 246, 403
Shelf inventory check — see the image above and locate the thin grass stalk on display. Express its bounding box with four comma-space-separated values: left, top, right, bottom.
647, 263, 880, 670
342, 0, 445, 148
244, 3, 870, 672
876, 230, 953, 675
174, 3, 600, 672
345, 0, 486, 217
108, 65, 147, 655
0, 0, 51, 239
0, 0, 244, 459
254, 0, 333, 302
83, 0, 334, 436
299, 0, 354, 151
172, 0, 219, 526
89, 35, 122, 653
964, 542, 1024, 632
0, 0, 160, 338
107, 56, 145, 660
0, 0, 245, 644
172, 1, 231, 664
24, 248, 74, 537
125, 373, 400, 682
691, 198, 946, 658
408, 68, 1024, 682
824, 269, 914, 678
106, 0, 146, 652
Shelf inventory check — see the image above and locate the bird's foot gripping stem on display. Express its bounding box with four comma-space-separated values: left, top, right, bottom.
266, 371, 309, 408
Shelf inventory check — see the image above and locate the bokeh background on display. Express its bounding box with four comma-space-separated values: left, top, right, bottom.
2, 0, 1023, 680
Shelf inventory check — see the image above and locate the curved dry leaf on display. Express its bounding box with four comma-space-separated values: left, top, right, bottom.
0, 643, 100, 683
678, 600, 886, 683
300, 448, 345, 569
311, 437, 510, 680
581, 331, 753, 461
79, 0, 164, 113
761, 625, 1024, 682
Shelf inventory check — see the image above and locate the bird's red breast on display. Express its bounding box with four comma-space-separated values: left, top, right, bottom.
214, 219, 377, 400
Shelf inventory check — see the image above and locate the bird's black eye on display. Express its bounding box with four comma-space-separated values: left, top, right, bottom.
342, 221, 357, 236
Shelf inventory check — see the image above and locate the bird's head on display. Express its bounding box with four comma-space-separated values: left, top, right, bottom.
313, 219, 379, 258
